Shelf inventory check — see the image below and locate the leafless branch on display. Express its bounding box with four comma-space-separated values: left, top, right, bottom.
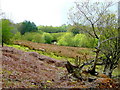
101, 37, 119, 44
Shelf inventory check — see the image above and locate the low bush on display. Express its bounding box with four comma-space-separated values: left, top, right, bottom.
20, 32, 45, 43
74, 34, 97, 48
42, 33, 53, 44
57, 32, 74, 46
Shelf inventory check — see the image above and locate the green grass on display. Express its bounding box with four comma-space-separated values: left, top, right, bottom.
5, 44, 29, 52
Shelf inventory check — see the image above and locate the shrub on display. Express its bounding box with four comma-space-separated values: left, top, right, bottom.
74, 34, 97, 48
21, 32, 45, 43
51, 32, 65, 41
12, 32, 22, 40
22, 32, 34, 41
42, 33, 53, 44
57, 32, 74, 46
32, 33, 45, 43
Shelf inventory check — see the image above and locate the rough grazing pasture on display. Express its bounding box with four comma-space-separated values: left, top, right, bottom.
2, 45, 120, 88
14, 40, 94, 60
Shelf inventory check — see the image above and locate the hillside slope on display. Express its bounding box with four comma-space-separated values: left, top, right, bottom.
2, 46, 66, 88
2, 46, 120, 88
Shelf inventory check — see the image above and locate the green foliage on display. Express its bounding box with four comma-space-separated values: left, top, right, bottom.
18, 20, 38, 35
74, 34, 97, 48
37, 30, 44, 34
2, 18, 98, 48
67, 25, 80, 35
22, 32, 33, 41
21, 32, 45, 43
10, 23, 18, 34
38, 25, 67, 33
12, 32, 22, 40
42, 33, 53, 44
57, 33, 97, 48
2, 19, 14, 44
58, 32, 74, 46
74, 34, 85, 47
51, 32, 65, 41
32, 33, 45, 43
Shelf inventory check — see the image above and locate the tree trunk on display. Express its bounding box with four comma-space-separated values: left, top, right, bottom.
65, 61, 82, 80
90, 49, 100, 75
2, 40, 3, 47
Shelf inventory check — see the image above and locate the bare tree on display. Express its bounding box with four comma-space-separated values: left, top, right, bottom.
67, 0, 119, 77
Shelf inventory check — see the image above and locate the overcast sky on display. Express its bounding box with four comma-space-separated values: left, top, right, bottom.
1, 0, 118, 26
1, 0, 76, 26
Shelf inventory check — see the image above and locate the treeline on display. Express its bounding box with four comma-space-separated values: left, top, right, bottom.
38, 25, 67, 33
1, 19, 97, 48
